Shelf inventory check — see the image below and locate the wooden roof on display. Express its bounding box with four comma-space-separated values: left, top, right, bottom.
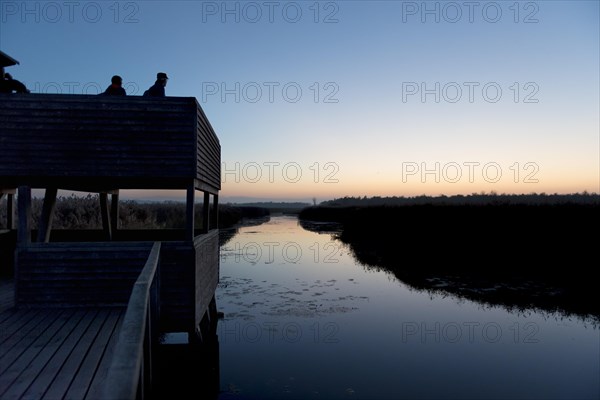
0, 50, 20, 67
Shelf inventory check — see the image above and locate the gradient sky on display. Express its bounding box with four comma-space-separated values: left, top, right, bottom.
1, 0, 598, 202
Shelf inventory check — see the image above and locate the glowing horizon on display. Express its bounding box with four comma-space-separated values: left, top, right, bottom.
2, 1, 598, 202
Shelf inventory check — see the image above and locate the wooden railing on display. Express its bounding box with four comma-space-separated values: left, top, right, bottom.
103, 241, 161, 400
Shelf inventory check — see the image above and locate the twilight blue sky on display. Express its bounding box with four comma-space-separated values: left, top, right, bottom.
1, 1, 598, 202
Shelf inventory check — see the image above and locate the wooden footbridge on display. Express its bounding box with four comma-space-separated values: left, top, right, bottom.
0, 93, 222, 399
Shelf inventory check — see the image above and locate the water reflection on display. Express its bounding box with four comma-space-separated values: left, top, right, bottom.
299, 219, 600, 326
217, 215, 599, 400
220, 215, 271, 247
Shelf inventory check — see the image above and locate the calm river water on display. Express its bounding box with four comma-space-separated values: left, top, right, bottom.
215, 215, 599, 400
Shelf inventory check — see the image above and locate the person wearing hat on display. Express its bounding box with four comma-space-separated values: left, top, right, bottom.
143, 72, 168, 97
0, 67, 30, 94
100, 75, 126, 96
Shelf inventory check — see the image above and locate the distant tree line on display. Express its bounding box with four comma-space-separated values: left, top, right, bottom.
318, 192, 600, 207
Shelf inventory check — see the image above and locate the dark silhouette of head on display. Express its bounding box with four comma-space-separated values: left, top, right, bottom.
157, 72, 168, 86
111, 75, 123, 85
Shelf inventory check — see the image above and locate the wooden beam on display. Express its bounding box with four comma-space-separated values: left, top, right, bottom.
203, 191, 210, 234
100, 193, 112, 241
7, 193, 14, 229
1, 190, 17, 229
0, 193, 4, 229
37, 188, 57, 243
194, 179, 219, 196
185, 187, 195, 241
17, 186, 31, 245
211, 194, 219, 230
111, 192, 120, 237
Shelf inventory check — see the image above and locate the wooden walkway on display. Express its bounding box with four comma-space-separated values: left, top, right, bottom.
0, 305, 124, 400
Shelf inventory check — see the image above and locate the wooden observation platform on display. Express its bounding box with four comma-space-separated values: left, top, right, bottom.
0, 93, 222, 399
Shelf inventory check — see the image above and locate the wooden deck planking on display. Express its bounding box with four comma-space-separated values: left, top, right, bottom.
15, 310, 96, 400
41, 309, 111, 400
0, 308, 18, 324
0, 309, 73, 391
0, 307, 124, 400
0, 310, 62, 374
64, 309, 122, 400
1, 309, 87, 400
83, 310, 126, 400
0, 279, 15, 313
0, 309, 41, 342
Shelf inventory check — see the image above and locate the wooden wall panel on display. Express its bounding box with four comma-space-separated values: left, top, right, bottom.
0, 94, 220, 192
15, 242, 154, 307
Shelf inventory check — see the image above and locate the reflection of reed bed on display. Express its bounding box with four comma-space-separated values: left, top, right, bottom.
297, 219, 343, 234
299, 204, 600, 323
218, 215, 271, 247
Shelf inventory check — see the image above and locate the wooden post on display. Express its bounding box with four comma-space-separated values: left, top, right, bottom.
17, 186, 31, 246
203, 191, 210, 234
37, 188, 57, 243
211, 194, 219, 230
186, 187, 195, 241
0, 193, 4, 228
208, 295, 218, 336
1, 191, 16, 229
7, 193, 14, 229
111, 191, 120, 238
100, 193, 112, 241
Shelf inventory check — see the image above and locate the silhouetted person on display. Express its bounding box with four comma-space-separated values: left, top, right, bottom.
0, 68, 30, 94
143, 72, 168, 97
101, 75, 126, 96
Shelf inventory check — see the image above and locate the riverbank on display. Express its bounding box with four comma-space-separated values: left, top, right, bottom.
299, 204, 600, 322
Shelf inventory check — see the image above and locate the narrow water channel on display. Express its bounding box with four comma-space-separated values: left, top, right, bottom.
216, 215, 599, 400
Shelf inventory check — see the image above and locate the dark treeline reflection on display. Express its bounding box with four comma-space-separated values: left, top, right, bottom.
299, 204, 600, 324
219, 214, 272, 247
